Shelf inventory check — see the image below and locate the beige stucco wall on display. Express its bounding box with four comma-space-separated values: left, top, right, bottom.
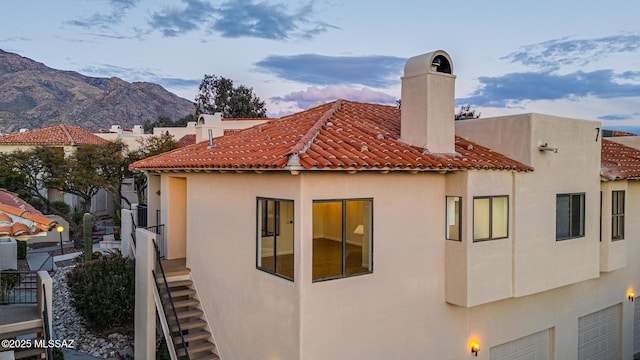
457, 114, 602, 298
154, 166, 640, 360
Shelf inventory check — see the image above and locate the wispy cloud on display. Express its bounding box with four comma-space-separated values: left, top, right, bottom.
80, 64, 199, 90
502, 34, 640, 71
210, 1, 336, 40
458, 70, 640, 107
67, 0, 140, 29
256, 54, 405, 87
599, 114, 632, 121
150, 0, 335, 40
272, 85, 397, 109
149, 0, 215, 37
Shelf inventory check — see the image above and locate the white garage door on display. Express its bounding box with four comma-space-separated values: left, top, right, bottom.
578, 304, 620, 360
634, 298, 640, 354
490, 329, 551, 360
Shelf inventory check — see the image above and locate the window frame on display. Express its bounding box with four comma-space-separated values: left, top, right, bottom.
256, 197, 294, 281
556, 192, 585, 241
472, 195, 509, 242
445, 196, 462, 241
612, 190, 625, 241
312, 198, 374, 282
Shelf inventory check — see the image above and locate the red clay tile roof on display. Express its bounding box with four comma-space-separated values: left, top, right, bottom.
0, 189, 57, 238
131, 100, 533, 173
601, 139, 640, 180
0, 124, 108, 146
178, 134, 196, 147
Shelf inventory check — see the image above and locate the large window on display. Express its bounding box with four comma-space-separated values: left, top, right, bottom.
612, 190, 625, 240
473, 196, 508, 241
257, 198, 294, 280
446, 196, 462, 241
556, 193, 585, 240
312, 199, 373, 281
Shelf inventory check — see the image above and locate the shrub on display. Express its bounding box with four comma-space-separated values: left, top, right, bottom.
1, 269, 20, 303
17, 241, 27, 260
66, 254, 135, 333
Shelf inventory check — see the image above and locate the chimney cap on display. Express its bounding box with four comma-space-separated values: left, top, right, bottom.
404, 50, 453, 77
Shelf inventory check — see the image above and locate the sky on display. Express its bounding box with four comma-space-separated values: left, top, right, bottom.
1, 0, 640, 132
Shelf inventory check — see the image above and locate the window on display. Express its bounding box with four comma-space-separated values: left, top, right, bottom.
473, 196, 508, 241
556, 193, 585, 240
312, 199, 373, 281
612, 191, 625, 240
446, 196, 462, 241
257, 198, 294, 280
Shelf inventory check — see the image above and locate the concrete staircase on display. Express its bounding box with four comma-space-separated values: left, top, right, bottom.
0, 322, 46, 359
158, 274, 219, 360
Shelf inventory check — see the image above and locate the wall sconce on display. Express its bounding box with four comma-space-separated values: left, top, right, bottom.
628, 290, 635, 302
538, 143, 558, 153
470, 341, 480, 357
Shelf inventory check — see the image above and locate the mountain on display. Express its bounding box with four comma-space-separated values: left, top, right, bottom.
0, 49, 194, 133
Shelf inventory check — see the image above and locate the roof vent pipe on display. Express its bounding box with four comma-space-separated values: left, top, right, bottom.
208, 129, 214, 148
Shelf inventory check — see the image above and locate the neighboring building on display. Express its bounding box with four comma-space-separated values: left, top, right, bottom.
0, 124, 113, 216
154, 113, 270, 146
129, 50, 640, 359
95, 124, 148, 152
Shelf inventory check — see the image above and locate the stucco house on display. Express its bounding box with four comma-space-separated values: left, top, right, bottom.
129, 50, 640, 359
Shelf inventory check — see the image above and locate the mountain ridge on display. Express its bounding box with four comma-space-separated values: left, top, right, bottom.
0, 49, 194, 133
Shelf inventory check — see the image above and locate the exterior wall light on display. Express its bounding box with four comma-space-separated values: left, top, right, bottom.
629, 290, 635, 302
471, 341, 480, 356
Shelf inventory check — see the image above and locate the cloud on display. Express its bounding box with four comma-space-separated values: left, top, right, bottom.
599, 114, 632, 121
458, 70, 640, 107
149, 0, 215, 37
502, 35, 640, 71
271, 85, 397, 109
67, 0, 140, 29
210, 0, 336, 40
150, 0, 335, 40
255, 54, 406, 87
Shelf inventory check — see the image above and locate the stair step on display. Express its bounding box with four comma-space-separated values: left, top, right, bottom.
0, 326, 44, 340
14, 347, 46, 359
190, 354, 220, 360
176, 308, 203, 320
176, 340, 216, 356
164, 279, 193, 288
168, 288, 196, 298
171, 319, 207, 332
174, 329, 211, 344
172, 298, 200, 309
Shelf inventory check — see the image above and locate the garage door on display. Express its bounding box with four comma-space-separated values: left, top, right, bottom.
634, 298, 640, 354
578, 304, 620, 360
490, 329, 551, 360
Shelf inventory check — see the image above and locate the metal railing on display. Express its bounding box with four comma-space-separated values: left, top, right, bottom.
0, 270, 39, 304
147, 224, 166, 259
153, 239, 190, 360
130, 212, 137, 247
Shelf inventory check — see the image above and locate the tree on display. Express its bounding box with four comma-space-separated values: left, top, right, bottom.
195, 74, 267, 118
142, 114, 197, 133
128, 133, 180, 203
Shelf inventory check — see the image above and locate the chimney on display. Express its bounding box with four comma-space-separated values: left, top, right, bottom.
400, 50, 456, 154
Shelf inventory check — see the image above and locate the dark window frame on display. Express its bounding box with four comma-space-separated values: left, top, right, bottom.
472, 195, 509, 242
256, 197, 294, 281
312, 198, 374, 282
556, 193, 585, 241
446, 196, 462, 241
612, 190, 625, 241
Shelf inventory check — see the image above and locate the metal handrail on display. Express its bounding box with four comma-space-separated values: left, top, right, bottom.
37, 254, 55, 272
153, 239, 190, 360
130, 212, 137, 247
42, 283, 53, 360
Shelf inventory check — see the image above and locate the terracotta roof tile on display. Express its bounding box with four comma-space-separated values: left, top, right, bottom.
601, 139, 640, 180
178, 134, 196, 147
0, 124, 107, 146
0, 189, 57, 238
131, 100, 533, 173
